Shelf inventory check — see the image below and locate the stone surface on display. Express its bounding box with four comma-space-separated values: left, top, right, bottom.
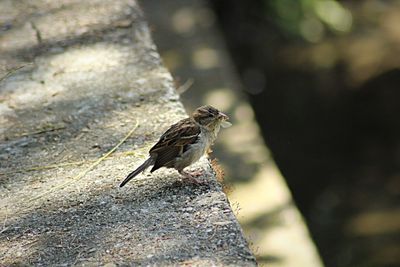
0, 0, 255, 265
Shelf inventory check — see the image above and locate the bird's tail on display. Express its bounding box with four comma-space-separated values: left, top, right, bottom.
119, 157, 154, 187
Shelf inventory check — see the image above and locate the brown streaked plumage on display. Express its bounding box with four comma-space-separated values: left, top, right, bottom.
119, 105, 231, 187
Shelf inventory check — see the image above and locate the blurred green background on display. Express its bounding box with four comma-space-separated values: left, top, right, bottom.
142, 0, 400, 266
211, 1, 400, 267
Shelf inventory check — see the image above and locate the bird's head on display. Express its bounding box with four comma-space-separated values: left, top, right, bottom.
192, 105, 231, 129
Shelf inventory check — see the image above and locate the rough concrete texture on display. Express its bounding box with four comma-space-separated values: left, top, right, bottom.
0, 0, 256, 265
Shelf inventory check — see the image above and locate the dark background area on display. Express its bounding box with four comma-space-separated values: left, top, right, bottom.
209, 0, 400, 267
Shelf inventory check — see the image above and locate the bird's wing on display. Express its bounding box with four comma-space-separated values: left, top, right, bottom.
150, 118, 200, 171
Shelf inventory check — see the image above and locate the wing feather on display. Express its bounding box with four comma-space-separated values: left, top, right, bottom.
149, 118, 200, 172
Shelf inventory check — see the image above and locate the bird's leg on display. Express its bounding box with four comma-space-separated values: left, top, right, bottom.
187, 168, 204, 177
179, 169, 204, 184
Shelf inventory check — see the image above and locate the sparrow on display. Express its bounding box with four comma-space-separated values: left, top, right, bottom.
119, 105, 231, 187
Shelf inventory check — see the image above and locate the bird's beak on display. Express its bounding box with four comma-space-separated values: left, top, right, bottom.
218, 112, 232, 128
218, 112, 229, 120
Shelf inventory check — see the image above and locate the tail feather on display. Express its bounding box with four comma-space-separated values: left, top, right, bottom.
120, 158, 154, 187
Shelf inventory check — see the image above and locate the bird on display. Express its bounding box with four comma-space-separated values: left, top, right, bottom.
119, 105, 231, 187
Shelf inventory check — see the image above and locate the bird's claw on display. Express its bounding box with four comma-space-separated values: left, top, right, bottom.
180, 169, 205, 184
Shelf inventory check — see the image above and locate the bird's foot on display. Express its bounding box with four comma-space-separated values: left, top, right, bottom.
179, 169, 205, 184
187, 168, 204, 177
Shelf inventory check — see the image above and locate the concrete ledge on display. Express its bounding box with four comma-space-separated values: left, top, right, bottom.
0, 0, 256, 265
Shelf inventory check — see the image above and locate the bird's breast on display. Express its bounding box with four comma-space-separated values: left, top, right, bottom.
173, 130, 211, 170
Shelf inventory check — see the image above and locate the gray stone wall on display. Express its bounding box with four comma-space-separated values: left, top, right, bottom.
0, 1, 255, 265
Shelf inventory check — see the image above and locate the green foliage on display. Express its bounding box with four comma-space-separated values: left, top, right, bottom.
267, 0, 352, 42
